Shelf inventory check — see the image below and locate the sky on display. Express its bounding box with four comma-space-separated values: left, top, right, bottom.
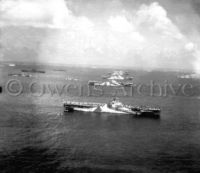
0, 0, 200, 72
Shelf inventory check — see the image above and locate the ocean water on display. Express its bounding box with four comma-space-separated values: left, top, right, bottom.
0, 65, 200, 173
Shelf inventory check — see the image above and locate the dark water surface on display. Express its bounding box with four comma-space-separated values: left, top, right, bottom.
0, 66, 200, 173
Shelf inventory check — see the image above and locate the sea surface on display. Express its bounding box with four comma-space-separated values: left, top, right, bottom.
0, 64, 200, 173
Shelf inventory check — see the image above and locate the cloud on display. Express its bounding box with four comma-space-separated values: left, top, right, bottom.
0, 0, 85, 29
0, 0, 199, 72
135, 2, 184, 39
95, 2, 193, 69
1, 0, 54, 27
185, 42, 195, 51
108, 16, 134, 33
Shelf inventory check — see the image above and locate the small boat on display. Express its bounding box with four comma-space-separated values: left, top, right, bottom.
63, 98, 160, 118
21, 69, 45, 74
8, 73, 32, 77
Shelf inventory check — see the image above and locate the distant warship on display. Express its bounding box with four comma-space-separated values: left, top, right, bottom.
63, 98, 160, 119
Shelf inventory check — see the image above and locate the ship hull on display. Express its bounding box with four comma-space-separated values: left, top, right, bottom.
63, 101, 160, 118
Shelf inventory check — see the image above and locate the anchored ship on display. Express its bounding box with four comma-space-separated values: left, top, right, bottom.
88, 70, 134, 87
63, 98, 160, 118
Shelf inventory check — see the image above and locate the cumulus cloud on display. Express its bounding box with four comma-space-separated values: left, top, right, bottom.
0, 0, 199, 72
0, 0, 94, 29
135, 2, 184, 40
0, 0, 68, 28
108, 16, 134, 33
185, 42, 195, 51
